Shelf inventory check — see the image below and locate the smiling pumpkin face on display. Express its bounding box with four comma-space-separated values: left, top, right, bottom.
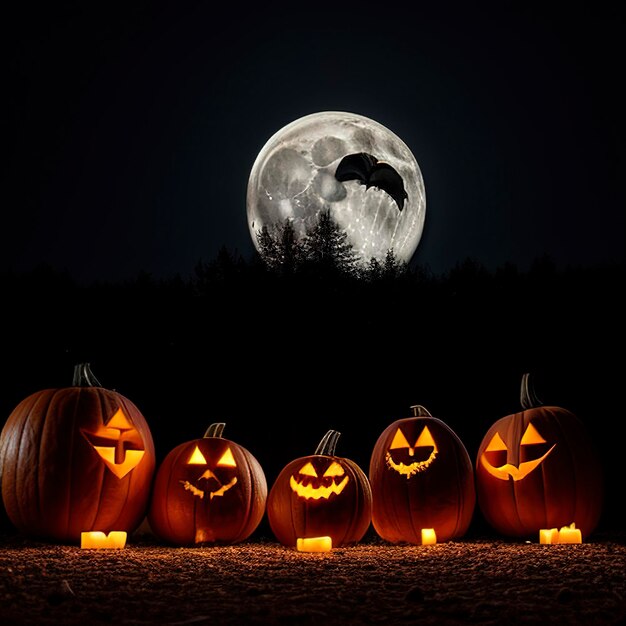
289, 458, 349, 500
385, 425, 438, 477
267, 430, 372, 548
369, 407, 476, 544
148, 424, 267, 546
476, 398, 604, 539
180, 442, 239, 500
479, 421, 555, 481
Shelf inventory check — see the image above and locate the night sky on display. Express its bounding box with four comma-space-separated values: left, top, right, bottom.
4, 1, 625, 283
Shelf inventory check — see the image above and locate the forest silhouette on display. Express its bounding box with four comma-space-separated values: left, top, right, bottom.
1, 212, 624, 535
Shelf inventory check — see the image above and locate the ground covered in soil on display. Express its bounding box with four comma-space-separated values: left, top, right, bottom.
1, 531, 625, 625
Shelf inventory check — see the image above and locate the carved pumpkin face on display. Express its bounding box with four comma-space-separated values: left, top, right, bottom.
385, 425, 438, 477
267, 430, 372, 548
479, 421, 555, 482
180, 442, 239, 500
81, 408, 147, 479
369, 406, 475, 544
289, 458, 349, 500
476, 397, 604, 539
148, 423, 267, 546
0, 364, 155, 543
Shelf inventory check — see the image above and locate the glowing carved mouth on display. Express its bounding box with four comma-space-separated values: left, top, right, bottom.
480, 445, 556, 481
180, 471, 238, 500
289, 475, 349, 500
386, 450, 437, 478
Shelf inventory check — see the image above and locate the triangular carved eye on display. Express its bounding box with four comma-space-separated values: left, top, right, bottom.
390, 428, 411, 449
187, 445, 208, 465
485, 432, 508, 452
299, 462, 318, 477
520, 422, 547, 445
414, 426, 435, 448
217, 447, 237, 467
323, 461, 345, 477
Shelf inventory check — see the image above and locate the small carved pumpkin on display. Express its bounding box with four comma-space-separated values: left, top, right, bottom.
476, 373, 603, 539
0, 363, 155, 542
148, 423, 267, 545
369, 406, 475, 544
267, 430, 372, 548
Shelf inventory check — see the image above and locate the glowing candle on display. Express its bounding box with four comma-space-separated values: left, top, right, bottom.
296, 536, 332, 552
539, 528, 559, 544
421, 528, 437, 545
558, 523, 582, 544
81, 531, 127, 549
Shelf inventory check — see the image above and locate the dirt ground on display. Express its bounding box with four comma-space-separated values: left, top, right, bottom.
1, 529, 625, 626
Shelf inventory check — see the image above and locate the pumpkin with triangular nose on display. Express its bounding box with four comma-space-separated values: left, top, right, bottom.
148, 422, 267, 545
476, 373, 603, 539
369, 405, 475, 544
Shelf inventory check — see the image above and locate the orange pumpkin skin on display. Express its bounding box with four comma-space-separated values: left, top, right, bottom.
267, 431, 372, 548
476, 405, 603, 539
148, 425, 267, 545
369, 408, 475, 544
0, 367, 155, 543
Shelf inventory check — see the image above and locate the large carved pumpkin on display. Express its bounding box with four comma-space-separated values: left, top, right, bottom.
476, 373, 603, 539
267, 430, 372, 548
369, 406, 475, 544
0, 363, 155, 543
148, 422, 267, 545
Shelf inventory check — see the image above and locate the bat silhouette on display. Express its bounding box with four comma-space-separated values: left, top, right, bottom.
334, 152, 408, 211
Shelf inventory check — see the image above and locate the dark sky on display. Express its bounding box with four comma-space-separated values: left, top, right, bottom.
4, 1, 625, 282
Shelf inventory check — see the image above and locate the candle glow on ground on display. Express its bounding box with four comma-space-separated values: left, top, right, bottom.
81, 531, 127, 549
539, 523, 582, 545
296, 537, 332, 552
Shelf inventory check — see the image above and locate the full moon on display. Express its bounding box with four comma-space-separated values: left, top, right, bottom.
246, 111, 426, 265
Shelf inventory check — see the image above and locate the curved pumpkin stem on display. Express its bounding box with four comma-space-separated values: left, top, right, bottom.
520, 373, 543, 409
315, 430, 341, 456
410, 405, 432, 417
204, 422, 226, 438
72, 363, 102, 387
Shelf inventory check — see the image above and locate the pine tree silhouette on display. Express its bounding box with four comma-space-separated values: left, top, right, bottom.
256, 220, 305, 276
303, 209, 359, 277
382, 248, 407, 280
256, 211, 359, 278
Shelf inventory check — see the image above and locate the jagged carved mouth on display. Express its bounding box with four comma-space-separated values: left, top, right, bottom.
289, 475, 349, 500
180, 468, 238, 500
386, 449, 437, 478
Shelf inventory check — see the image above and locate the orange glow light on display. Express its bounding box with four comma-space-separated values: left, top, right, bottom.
81, 531, 127, 549
296, 537, 332, 552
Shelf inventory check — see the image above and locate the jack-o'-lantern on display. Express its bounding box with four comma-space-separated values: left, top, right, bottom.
476, 373, 603, 539
267, 430, 372, 548
148, 423, 267, 545
0, 363, 155, 543
369, 406, 475, 544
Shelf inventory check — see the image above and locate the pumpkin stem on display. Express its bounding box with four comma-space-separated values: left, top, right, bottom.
72, 363, 102, 387
315, 430, 341, 456
410, 405, 433, 417
204, 423, 226, 438
520, 373, 543, 409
